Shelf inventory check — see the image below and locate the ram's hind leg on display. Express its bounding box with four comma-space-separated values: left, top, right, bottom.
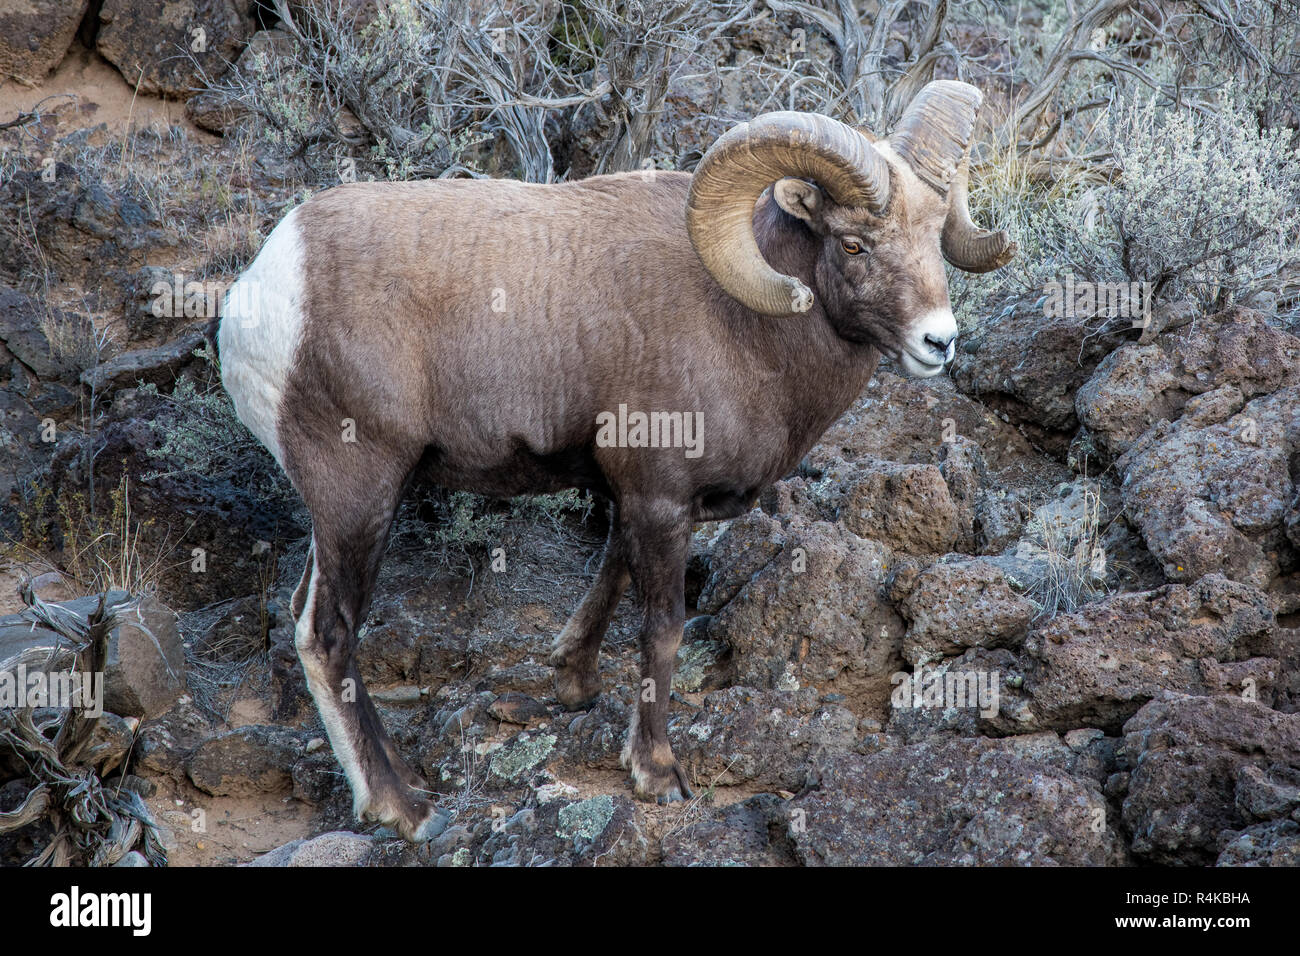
290, 539, 314, 618
549, 513, 629, 710
291, 454, 441, 841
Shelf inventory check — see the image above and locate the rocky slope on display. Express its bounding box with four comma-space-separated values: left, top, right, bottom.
0, 4, 1297, 867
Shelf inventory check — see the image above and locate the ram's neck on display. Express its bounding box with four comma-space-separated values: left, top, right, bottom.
738, 195, 881, 472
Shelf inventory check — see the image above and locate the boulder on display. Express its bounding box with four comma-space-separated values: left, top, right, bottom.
950, 306, 1129, 455
0, 285, 80, 383
102, 594, 186, 719
788, 733, 1128, 865
701, 515, 904, 718
898, 558, 1035, 666
96, 0, 255, 98
1078, 307, 1300, 460
836, 460, 959, 554
245, 830, 375, 867
0, 1, 88, 83
981, 575, 1278, 735
806, 369, 1054, 480
1069, 308, 1300, 592
186, 724, 308, 797
1117, 385, 1299, 588
1120, 694, 1300, 864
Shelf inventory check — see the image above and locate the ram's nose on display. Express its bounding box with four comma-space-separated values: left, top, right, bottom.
923, 331, 957, 363
899, 307, 958, 378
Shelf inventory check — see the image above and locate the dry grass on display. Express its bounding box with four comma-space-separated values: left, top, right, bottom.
4, 474, 180, 602
1020, 482, 1116, 623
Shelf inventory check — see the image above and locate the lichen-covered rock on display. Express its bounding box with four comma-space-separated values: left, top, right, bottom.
703, 516, 904, 718
476, 793, 648, 866
186, 724, 308, 797
982, 575, 1278, 734
552, 694, 630, 771
1068, 309, 1300, 593
556, 794, 616, 842
678, 687, 861, 790
673, 631, 728, 693
488, 732, 557, 782
96, 0, 255, 97
1233, 763, 1300, 821
899, 558, 1035, 666
0, 0, 87, 83
939, 436, 988, 553
788, 733, 1128, 865
1120, 694, 1300, 864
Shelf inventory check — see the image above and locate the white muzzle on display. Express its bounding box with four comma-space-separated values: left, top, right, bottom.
899, 307, 958, 378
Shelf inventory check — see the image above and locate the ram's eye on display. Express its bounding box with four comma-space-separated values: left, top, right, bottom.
840, 238, 864, 255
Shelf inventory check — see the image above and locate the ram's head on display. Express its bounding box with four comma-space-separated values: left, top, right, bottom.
687, 80, 1016, 377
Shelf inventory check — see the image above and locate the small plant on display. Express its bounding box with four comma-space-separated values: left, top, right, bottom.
403, 487, 596, 568
1021, 482, 1112, 623
10, 471, 179, 598
136, 351, 294, 506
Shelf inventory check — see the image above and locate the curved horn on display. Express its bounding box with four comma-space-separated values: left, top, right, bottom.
890, 80, 1016, 273
943, 149, 1017, 272
687, 111, 890, 316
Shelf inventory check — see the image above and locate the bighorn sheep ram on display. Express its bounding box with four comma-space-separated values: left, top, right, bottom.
219, 80, 1014, 840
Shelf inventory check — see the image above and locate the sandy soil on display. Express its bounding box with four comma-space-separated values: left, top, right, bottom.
0, 42, 213, 144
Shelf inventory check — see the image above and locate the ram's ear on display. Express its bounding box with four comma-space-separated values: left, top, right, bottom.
773, 177, 825, 228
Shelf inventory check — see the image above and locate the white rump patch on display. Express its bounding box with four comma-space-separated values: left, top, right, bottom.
218, 205, 307, 468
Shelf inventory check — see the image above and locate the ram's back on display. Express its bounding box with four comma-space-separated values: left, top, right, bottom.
220, 172, 765, 498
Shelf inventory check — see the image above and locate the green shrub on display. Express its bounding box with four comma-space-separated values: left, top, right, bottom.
1104, 90, 1300, 314
137, 350, 293, 506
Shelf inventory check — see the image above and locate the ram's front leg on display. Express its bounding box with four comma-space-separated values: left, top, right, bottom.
549, 513, 629, 710
619, 502, 693, 803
